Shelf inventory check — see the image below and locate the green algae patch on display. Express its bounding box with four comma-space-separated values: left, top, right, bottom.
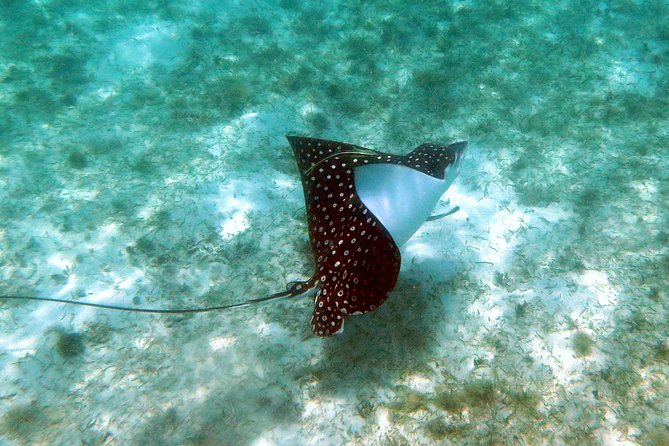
572, 331, 595, 357
56, 331, 86, 358
1, 403, 50, 442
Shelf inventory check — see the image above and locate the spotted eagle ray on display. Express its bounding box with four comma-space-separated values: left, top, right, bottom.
0, 135, 467, 337
288, 136, 466, 335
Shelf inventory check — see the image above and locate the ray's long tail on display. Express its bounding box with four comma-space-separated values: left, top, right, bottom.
0, 277, 318, 314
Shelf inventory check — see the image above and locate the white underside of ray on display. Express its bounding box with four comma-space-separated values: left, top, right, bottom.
354, 163, 459, 247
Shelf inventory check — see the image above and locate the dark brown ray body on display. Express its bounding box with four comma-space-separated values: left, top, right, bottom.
288, 136, 463, 336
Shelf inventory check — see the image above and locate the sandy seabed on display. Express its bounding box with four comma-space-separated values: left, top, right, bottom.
1, 1, 668, 445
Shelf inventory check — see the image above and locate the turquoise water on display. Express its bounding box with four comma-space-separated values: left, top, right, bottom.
1, 1, 667, 445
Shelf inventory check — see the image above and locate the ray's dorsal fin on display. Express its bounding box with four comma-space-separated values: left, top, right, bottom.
287, 136, 467, 336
